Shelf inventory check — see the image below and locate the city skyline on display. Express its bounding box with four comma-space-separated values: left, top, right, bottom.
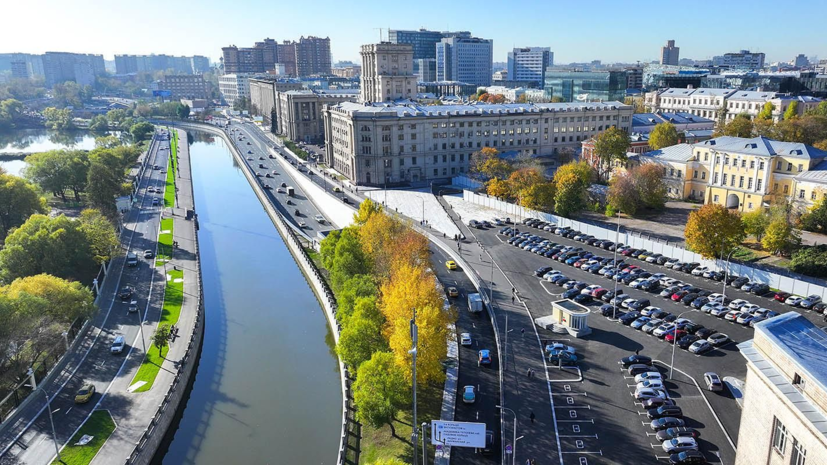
3, 0, 824, 66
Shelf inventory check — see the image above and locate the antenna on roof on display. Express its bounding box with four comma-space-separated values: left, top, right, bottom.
373, 28, 384, 42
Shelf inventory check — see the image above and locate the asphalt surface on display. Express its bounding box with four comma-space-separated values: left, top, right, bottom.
0, 134, 168, 464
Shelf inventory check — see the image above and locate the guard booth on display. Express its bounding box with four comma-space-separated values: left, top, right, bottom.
548, 300, 591, 337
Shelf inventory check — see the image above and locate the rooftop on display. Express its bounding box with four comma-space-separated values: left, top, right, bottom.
640, 143, 695, 163
633, 112, 714, 127
701, 136, 827, 159
328, 100, 631, 118
796, 160, 827, 184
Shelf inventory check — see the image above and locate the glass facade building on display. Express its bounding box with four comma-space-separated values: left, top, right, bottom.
543, 70, 627, 102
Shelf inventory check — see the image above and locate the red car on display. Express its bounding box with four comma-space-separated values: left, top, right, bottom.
672, 290, 690, 301
593, 288, 609, 298
664, 330, 687, 344
774, 292, 791, 302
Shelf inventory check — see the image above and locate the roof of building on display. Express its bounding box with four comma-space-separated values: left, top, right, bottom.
796, 160, 827, 184
776, 95, 823, 103
328, 100, 631, 117
658, 88, 736, 98
700, 136, 827, 159
633, 112, 714, 127
727, 90, 778, 101
640, 143, 695, 162
282, 89, 359, 97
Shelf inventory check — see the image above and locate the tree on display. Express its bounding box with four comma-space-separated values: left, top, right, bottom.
790, 245, 827, 278
24, 149, 89, 202
352, 351, 409, 436
762, 217, 800, 256
477, 157, 514, 180
0, 174, 47, 239
334, 275, 377, 324
516, 94, 529, 103
721, 114, 753, 138
86, 154, 124, 219
684, 204, 746, 259
592, 126, 630, 181
741, 209, 771, 241
801, 195, 827, 233
176, 103, 190, 120
486, 177, 511, 198
714, 104, 729, 136
329, 227, 370, 292
95, 135, 122, 149
337, 297, 387, 372
42, 107, 74, 130
0, 214, 98, 283
88, 115, 109, 132
353, 197, 382, 225
784, 100, 800, 120
233, 97, 250, 112
0, 99, 24, 131
270, 109, 277, 134
78, 209, 119, 263
130, 122, 154, 142
607, 171, 640, 216
470, 147, 503, 177
3, 274, 94, 323
106, 109, 127, 126
553, 161, 594, 217
521, 181, 556, 212
648, 123, 679, 150
152, 325, 171, 356
757, 102, 775, 120
635, 164, 668, 210
507, 168, 544, 200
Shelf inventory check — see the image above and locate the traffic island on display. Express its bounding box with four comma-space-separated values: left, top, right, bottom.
52, 410, 116, 465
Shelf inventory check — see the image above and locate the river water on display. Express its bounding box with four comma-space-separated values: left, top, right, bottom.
160, 132, 342, 464
0, 129, 107, 176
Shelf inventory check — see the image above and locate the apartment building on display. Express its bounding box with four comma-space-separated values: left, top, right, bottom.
714, 50, 766, 70
295, 36, 332, 76
275, 89, 359, 143
218, 73, 257, 106
221, 38, 278, 74
42, 52, 105, 87
359, 43, 417, 103
322, 101, 633, 185
161, 74, 208, 99
735, 312, 827, 465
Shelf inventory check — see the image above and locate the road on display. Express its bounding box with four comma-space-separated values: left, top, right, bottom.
0, 133, 169, 464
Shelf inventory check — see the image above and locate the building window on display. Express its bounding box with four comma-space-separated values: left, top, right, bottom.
677, 170, 682, 178
792, 438, 807, 465
750, 160, 755, 169
784, 185, 789, 194
722, 174, 727, 185
759, 161, 765, 170
694, 170, 698, 179
748, 202, 753, 209
812, 191, 818, 201
713, 173, 719, 184
777, 161, 782, 170
713, 195, 719, 202
800, 189, 806, 199
772, 417, 788, 454
787, 162, 793, 172
739, 177, 744, 188
412, 157, 417, 165
701, 172, 706, 180
793, 373, 806, 390
799, 164, 804, 172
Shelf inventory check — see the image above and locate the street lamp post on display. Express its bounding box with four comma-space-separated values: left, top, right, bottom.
721, 249, 737, 302
612, 210, 622, 319
38, 389, 63, 464
669, 309, 698, 380
410, 308, 419, 465
496, 405, 517, 465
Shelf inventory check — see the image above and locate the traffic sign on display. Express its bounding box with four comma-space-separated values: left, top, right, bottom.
506, 445, 513, 454
431, 420, 486, 448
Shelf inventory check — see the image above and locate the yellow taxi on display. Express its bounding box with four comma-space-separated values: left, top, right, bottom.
74, 383, 96, 404
447, 286, 459, 297
445, 260, 458, 270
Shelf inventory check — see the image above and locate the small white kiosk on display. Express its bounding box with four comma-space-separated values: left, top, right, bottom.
535, 299, 592, 338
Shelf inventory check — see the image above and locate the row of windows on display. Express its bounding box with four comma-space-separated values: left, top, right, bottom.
773, 417, 807, 465
711, 173, 764, 191
365, 153, 469, 167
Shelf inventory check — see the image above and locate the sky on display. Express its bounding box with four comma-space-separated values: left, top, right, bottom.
3, 0, 824, 65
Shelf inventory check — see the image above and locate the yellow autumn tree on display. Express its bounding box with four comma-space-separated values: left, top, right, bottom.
486, 177, 511, 198
380, 263, 453, 385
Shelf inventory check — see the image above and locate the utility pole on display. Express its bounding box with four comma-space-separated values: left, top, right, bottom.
410, 308, 419, 465
421, 421, 428, 465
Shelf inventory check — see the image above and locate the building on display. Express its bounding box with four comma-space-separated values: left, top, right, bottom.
360, 43, 417, 103
715, 50, 766, 70
0, 53, 43, 77
507, 47, 553, 87
645, 87, 822, 122
660, 40, 680, 66
643, 64, 707, 90
42, 52, 105, 87
388, 28, 472, 77
632, 112, 714, 134
218, 73, 259, 106
793, 54, 810, 68
415, 59, 437, 83
794, 159, 827, 210
277, 41, 297, 77
417, 81, 478, 98
492, 70, 508, 82
295, 36, 332, 77
249, 78, 305, 125
322, 101, 633, 185
543, 70, 627, 103
436, 36, 493, 87
115, 54, 200, 74
10, 60, 28, 80
191, 56, 210, 74
735, 312, 827, 465
274, 89, 358, 143
331, 65, 361, 78
161, 74, 208, 99
625, 67, 643, 89
221, 38, 278, 74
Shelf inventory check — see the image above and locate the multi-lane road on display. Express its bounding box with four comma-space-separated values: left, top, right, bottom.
0, 133, 169, 464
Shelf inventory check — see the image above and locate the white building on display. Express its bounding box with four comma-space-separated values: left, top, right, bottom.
218, 73, 257, 106
436, 36, 493, 87
735, 312, 827, 465
645, 87, 823, 122
714, 50, 766, 70
359, 43, 417, 103
507, 47, 553, 86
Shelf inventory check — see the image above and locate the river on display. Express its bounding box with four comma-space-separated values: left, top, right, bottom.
159, 132, 342, 464
0, 129, 110, 176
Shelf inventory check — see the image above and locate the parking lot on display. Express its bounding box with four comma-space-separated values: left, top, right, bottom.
461, 221, 756, 464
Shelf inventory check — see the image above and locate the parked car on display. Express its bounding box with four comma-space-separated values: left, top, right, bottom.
689, 340, 713, 354
707, 333, 730, 346
628, 364, 654, 376
704, 372, 724, 391
785, 295, 805, 306
801, 295, 823, 309
656, 427, 700, 442
677, 334, 700, 349
621, 354, 652, 367
662, 437, 699, 453
668, 450, 707, 464
636, 387, 669, 401
650, 417, 685, 431
648, 405, 683, 420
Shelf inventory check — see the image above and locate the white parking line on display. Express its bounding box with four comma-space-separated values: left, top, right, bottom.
561, 451, 603, 455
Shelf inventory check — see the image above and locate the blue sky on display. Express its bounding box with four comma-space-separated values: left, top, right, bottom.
4, 0, 823, 64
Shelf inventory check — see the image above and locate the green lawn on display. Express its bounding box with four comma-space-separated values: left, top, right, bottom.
130, 268, 184, 392
164, 131, 177, 208
52, 410, 116, 465
157, 218, 174, 263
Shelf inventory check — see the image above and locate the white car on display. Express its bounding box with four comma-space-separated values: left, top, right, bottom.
741, 303, 761, 313
708, 333, 730, 346
460, 333, 472, 346
724, 310, 742, 321
785, 295, 805, 306
314, 214, 325, 223
621, 298, 638, 309
689, 340, 712, 354
543, 270, 562, 281
659, 277, 679, 287
691, 266, 708, 276
641, 306, 662, 317
635, 387, 669, 401
707, 293, 725, 302
700, 302, 719, 313
728, 299, 749, 310
653, 324, 676, 338
582, 285, 602, 296
629, 278, 648, 288
635, 371, 663, 383
637, 379, 665, 390
662, 437, 699, 453
709, 305, 730, 317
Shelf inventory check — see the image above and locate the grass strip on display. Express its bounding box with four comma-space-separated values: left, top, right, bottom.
156, 218, 174, 263
164, 131, 177, 208
51, 410, 116, 465
130, 268, 184, 392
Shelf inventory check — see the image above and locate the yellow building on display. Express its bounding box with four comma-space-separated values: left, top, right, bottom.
639, 136, 827, 212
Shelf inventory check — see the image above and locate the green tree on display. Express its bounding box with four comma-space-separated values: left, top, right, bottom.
336, 297, 387, 372
762, 217, 800, 255
270, 109, 277, 133
86, 153, 124, 219
78, 209, 119, 263
130, 122, 154, 141
741, 209, 771, 241
330, 227, 370, 292
106, 109, 127, 126
592, 126, 630, 181
0, 174, 47, 239
801, 195, 827, 233
0, 214, 98, 283
3, 274, 94, 323
176, 103, 191, 120
94, 135, 122, 149
334, 274, 377, 324
790, 245, 827, 278
607, 170, 640, 216
722, 114, 753, 138
784, 100, 800, 120
635, 163, 668, 210
553, 161, 594, 217
152, 325, 171, 356
42, 107, 74, 130
521, 181, 555, 211
0, 99, 24, 131
684, 204, 746, 259
757, 102, 775, 120
352, 352, 409, 437
88, 115, 109, 132
648, 122, 679, 150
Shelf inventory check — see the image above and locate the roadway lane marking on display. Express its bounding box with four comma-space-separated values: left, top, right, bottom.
561, 451, 603, 455
559, 435, 599, 438
558, 419, 594, 423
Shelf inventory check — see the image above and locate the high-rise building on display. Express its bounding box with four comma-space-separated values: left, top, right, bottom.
435, 36, 493, 87
416, 58, 437, 82
660, 40, 680, 66
388, 29, 471, 61
713, 50, 766, 70
222, 38, 278, 74
543, 70, 627, 102
0, 53, 43, 77
278, 41, 298, 77
507, 47, 553, 87
42, 52, 105, 87
360, 43, 417, 103
161, 74, 209, 99
115, 54, 205, 74
295, 36, 332, 77
219, 73, 257, 107
624, 67, 643, 89
191, 56, 210, 74
793, 54, 810, 68
10, 60, 29, 80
